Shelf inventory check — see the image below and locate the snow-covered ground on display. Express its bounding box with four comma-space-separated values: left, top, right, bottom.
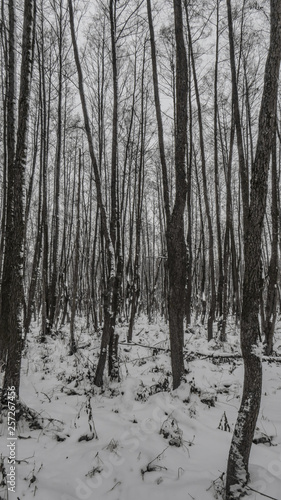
1, 316, 281, 500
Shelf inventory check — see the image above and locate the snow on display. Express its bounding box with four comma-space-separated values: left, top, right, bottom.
1, 316, 281, 500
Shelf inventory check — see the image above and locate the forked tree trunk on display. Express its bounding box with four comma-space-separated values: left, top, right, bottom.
226, 1, 281, 496
147, 0, 188, 389
226, 0, 249, 234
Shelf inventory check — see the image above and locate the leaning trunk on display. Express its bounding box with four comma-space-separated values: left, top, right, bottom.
226, 1, 281, 496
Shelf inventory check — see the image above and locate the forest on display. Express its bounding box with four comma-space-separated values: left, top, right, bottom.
0, 0, 281, 499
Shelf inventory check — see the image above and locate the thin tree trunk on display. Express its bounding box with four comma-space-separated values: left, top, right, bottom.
127, 51, 146, 342
264, 124, 278, 355
39, 24, 50, 343
220, 109, 235, 342
226, 0, 249, 235
185, 53, 192, 326
186, 6, 216, 341
24, 127, 43, 337
48, 0, 63, 333
69, 147, 82, 355
214, 0, 223, 319
68, 0, 116, 388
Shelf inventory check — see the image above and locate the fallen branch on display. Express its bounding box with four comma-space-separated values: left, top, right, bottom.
185, 351, 241, 359
120, 341, 168, 351
246, 486, 278, 500
185, 351, 281, 363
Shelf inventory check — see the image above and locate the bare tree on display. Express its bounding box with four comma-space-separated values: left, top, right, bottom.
226, 1, 281, 496
147, 0, 188, 389
1, 0, 34, 400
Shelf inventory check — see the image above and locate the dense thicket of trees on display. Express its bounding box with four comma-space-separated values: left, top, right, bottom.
0, 0, 281, 497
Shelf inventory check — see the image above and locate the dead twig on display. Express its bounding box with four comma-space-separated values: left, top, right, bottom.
108, 481, 121, 492
141, 446, 169, 479
120, 341, 168, 351
246, 486, 278, 500
41, 392, 51, 403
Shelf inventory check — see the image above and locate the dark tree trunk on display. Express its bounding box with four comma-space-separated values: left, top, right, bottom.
186, 7, 216, 341
226, 0, 249, 234
226, 1, 281, 496
0, 0, 16, 368
48, 0, 63, 334
2, 0, 34, 400
147, 0, 188, 389
264, 124, 278, 355
167, 0, 188, 389
38, 24, 50, 343
69, 147, 82, 355
68, 0, 116, 388
185, 57, 193, 326
24, 137, 43, 337
221, 111, 235, 342
107, 0, 123, 380
214, 0, 223, 319
127, 50, 146, 342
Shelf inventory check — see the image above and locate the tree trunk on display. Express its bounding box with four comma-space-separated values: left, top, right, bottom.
48, 0, 63, 333
2, 0, 34, 400
214, 0, 223, 319
0, 0, 16, 368
264, 124, 278, 355
68, 0, 116, 388
69, 147, 82, 355
226, 0, 249, 234
186, 7, 216, 341
166, 0, 188, 389
147, 0, 188, 389
226, 1, 281, 496
24, 134, 43, 337
220, 110, 235, 342
127, 50, 146, 342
